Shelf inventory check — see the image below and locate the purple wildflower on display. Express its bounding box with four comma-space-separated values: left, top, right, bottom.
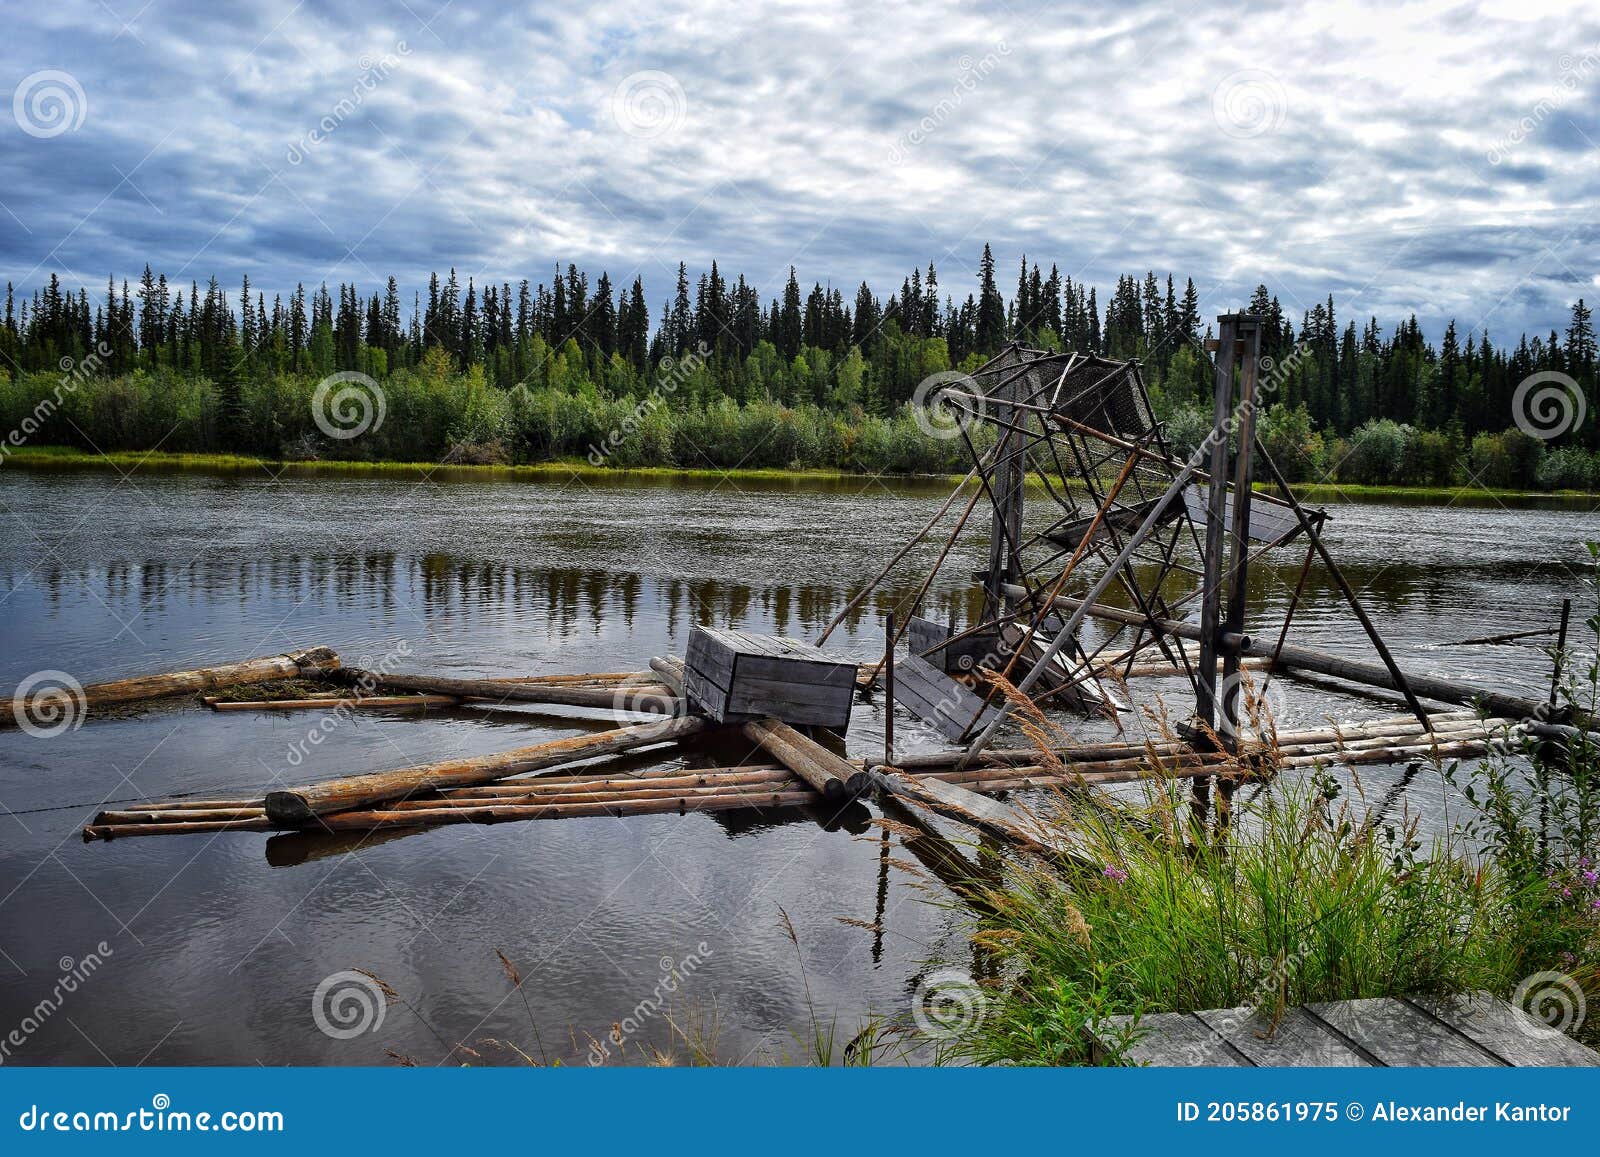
1102, 865, 1128, 883
1583, 870, 1598, 886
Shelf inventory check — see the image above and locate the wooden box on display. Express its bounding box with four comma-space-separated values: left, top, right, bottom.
905, 614, 1006, 675
683, 627, 856, 729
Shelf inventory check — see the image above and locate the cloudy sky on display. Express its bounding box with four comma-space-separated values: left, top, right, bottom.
4, 0, 1598, 341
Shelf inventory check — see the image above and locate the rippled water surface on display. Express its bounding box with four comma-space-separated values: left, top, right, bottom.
0, 467, 1594, 1064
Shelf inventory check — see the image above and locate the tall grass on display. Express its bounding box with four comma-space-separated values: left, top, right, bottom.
942, 547, 1600, 1064
953, 777, 1519, 1066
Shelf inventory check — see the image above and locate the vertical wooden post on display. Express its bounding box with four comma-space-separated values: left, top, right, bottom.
884, 610, 896, 766
984, 360, 1025, 619
1218, 318, 1264, 752
1194, 316, 1240, 734
1550, 597, 1572, 710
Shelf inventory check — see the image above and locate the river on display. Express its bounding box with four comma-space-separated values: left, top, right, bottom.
0, 466, 1593, 1065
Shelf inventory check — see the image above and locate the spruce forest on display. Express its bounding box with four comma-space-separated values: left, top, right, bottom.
3, 243, 1597, 489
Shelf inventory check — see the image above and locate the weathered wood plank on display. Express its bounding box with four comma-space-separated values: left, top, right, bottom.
1097, 1012, 1254, 1066
1406, 993, 1600, 1067
871, 769, 1080, 859
1305, 997, 1504, 1066
892, 652, 1001, 742
1195, 1006, 1372, 1066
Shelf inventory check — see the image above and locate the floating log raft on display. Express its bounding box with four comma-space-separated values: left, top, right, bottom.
4, 646, 341, 729
263, 715, 708, 824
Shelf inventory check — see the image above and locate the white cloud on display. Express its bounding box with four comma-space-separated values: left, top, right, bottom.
2, 0, 1596, 340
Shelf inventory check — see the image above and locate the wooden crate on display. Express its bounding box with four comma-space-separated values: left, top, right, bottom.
905, 614, 1005, 675
683, 627, 856, 729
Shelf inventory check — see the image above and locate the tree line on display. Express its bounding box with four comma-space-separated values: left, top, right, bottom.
1, 245, 1595, 487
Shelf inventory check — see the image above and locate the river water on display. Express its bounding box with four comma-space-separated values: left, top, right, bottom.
0, 466, 1593, 1065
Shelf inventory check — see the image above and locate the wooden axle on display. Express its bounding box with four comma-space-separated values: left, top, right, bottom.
1005, 585, 1570, 724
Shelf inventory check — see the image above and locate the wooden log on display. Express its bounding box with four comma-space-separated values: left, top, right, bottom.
121, 763, 793, 814
264, 715, 708, 824
4, 645, 340, 728
649, 656, 687, 694
741, 718, 870, 799
209, 694, 460, 712
329, 667, 683, 714
871, 769, 1083, 859
85, 788, 824, 841
1012, 586, 1573, 724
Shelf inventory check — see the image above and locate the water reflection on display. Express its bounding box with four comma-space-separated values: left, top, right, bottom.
0, 468, 1593, 1067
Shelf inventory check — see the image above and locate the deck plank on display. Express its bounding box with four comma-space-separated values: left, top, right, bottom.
1406, 993, 1600, 1067
1098, 1012, 1254, 1066
1305, 997, 1504, 1066
1196, 1006, 1372, 1066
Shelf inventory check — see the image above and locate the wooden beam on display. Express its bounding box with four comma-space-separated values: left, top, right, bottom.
264, 715, 707, 824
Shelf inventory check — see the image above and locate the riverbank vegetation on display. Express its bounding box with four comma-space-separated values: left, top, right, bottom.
939, 547, 1600, 1065
2, 253, 1596, 487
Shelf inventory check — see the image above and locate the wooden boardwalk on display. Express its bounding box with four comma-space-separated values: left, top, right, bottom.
1095, 994, 1599, 1067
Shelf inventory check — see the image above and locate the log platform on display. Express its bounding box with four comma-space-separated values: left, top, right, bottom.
1093, 994, 1599, 1067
